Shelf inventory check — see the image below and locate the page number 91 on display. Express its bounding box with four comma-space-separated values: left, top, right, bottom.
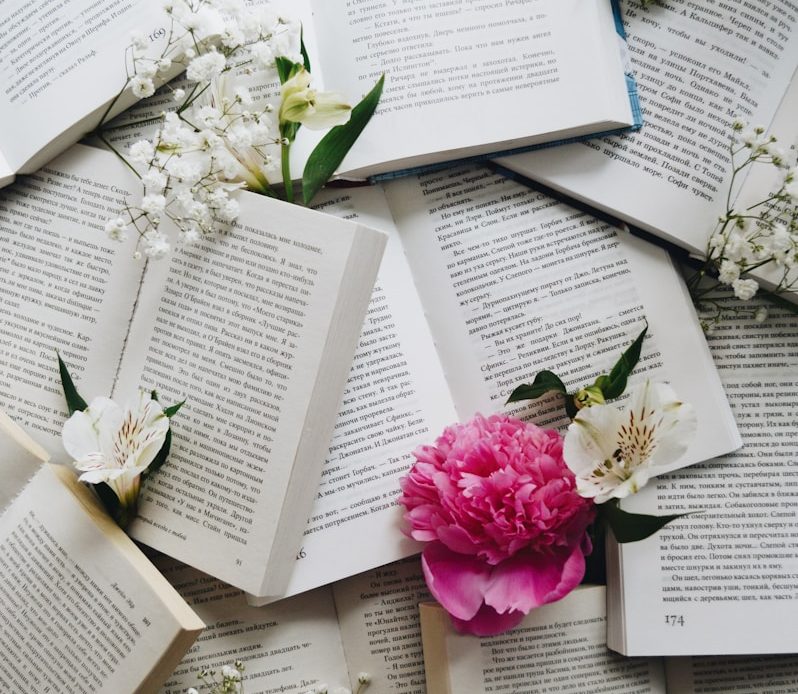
664, 614, 685, 626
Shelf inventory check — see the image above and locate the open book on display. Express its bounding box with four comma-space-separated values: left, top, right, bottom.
420, 586, 667, 694
244, 162, 741, 606
0, 143, 385, 598
0, 411, 204, 693
491, 0, 798, 294
157, 556, 429, 693
605, 299, 798, 656
100, 0, 640, 182
666, 654, 798, 693
0, 0, 185, 189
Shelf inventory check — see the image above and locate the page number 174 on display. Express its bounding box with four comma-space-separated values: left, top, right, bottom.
664, 614, 685, 626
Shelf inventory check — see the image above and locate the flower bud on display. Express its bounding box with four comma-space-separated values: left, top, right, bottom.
574, 385, 605, 410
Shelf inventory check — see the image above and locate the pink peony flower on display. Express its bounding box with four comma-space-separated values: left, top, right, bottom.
399, 413, 595, 636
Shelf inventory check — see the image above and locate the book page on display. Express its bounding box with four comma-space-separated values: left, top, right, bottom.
307, 0, 632, 176
156, 558, 352, 694
116, 190, 380, 596
0, 465, 202, 693
666, 654, 798, 692
96, 0, 318, 152
421, 586, 666, 694
611, 302, 798, 655
0, 144, 145, 457
0, 149, 12, 188
266, 186, 455, 601
0, 0, 166, 173
384, 167, 739, 471
0, 410, 49, 512
494, 0, 798, 253
333, 557, 430, 694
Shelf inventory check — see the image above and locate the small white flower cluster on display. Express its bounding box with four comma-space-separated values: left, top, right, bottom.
188, 660, 244, 693
302, 673, 371, 694
106, 0, 302, 258
692, 119, 798, 324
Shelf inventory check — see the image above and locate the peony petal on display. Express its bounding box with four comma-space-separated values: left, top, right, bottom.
483, 544, 586, 614
449, 603, 526, 636
422, 542, 492, 621
437, 525, 483, 556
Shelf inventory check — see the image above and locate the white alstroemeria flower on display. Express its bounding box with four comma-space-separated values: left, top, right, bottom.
279, 68, 351, 130
563, 381, 697, 503
62, 392, 169, 512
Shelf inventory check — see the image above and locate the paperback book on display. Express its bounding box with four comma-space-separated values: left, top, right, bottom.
0, 144, 386, 598
99, 0, 642, 183
0, 412, 204, 693
492, 0, 798, 295
246, 164, 741, 604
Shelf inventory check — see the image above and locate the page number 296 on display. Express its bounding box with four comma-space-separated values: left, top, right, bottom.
664, 614, 685, 626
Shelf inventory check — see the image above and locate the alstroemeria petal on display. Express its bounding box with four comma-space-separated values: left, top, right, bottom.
113, 392, 169, 471
563, 404, 625, 477
422, 542, 492, 621
450, 603, 526, 637
564, 381, 696, 502
631, 382, 697, 471
62, 397, 122, 461
483, 545, 586, 615
298, 92, 351, 129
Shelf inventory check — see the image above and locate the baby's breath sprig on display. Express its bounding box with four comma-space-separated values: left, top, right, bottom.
188, 660, 245, 694
99, 0, 382, 261
302, 672, 371, 694
687, 119, 798, 330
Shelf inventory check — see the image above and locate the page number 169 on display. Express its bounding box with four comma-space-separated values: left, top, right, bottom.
664, 614, 685, 626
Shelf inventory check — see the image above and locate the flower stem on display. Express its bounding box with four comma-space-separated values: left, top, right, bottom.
99, 133, 142, 179
281, 142, 294, 203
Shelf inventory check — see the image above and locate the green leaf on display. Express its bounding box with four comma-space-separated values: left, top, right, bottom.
301, 75, 384, 205
300, 28, 311, 72
275, 57, 302, 85
144, 428, 172, 480
90, 481, 133, 529
601, 499, 692, 543
163, 400, 185, 418
565, 395, 578, 421
57, 353, 88, 415
581, 519, 607, 585
601, 325, 647, 400
506, 370, 567, 404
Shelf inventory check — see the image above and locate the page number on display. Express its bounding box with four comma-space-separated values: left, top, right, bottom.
664, 614, 685, 627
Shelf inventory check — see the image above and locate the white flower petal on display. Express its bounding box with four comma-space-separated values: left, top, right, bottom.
564, 380, 696, 502
62, 397, 122, 461
563, 404, 626, 476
